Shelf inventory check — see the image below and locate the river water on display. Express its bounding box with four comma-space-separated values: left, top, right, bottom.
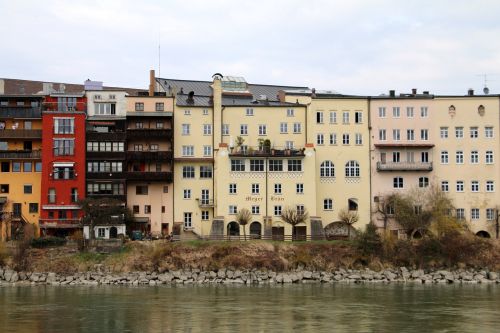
1, 284, 499, 332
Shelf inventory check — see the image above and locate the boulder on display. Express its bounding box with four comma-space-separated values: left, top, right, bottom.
487, 272, 498, 280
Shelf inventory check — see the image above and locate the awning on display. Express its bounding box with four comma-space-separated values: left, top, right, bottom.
134, 217, 150, 223
0, 197, 7, 204
53, 162, 75, 167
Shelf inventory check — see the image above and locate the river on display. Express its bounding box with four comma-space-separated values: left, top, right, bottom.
1, 284, 499, 332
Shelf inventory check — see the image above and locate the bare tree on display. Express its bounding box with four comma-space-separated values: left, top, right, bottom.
373, 194, 396, 230
281, 206, 309, 240
338, 208, 359, 239
236, 208, 251, 241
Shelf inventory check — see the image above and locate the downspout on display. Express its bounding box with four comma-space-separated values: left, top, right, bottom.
367, 96, 372, 225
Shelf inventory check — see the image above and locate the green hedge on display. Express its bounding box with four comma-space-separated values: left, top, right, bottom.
31, 236, 67, 248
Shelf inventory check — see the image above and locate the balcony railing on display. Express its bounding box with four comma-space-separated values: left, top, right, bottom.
86, 151, 126, 160
0, 150, 41, 159
39, 218, 82, 229
377, 161, 433, 172
86, 131, 126, 141
87, 194, 126, 202
229, 146, 306, 158
126, 128, 172, 140
0, 129, 42, 139
0, 107, 42, 118
42, 102, 87, 113
86, 172, 125, 179
126, 150, 172, 161
196, 198, 214, 208
126, 171, 173, 182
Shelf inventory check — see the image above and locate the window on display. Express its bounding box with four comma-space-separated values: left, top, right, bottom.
136, 185, 148, 195
441, 151, 449, 164
258, 125, 267, 136
486, 180, 494, 192
345, 160, 360, 177
486, 151, 494, 164
229, 205, 237, 214
182, 124, 190, 135
0, 184, 9, 193
155, 102, 164, 111
378, 107, 386, 118
163, 186, 169, 193
393, 129, 401, 141
12, 162, 21, 172
293, 123, 301, 133
455, 127, 463, 138
342, 112, 349, 124
252, 183, 260, 194
471, 208, 480, 220
456, 181, 464, 192
354, 111, 362, 124
456, 151, 464, 164
342, 134, 350, 145
470, 127, 478, 138
392, 152, 400, 163
317, 133, 324, 145
355, 133, 363, 145
486, 208, 495, 221
441, 181, 449, 192
149, 144, 159, 151
392, 107, 400, 118
199, 166, 212, 178
182, 146, 194, 156
323, 199, 333, 210
54, 118, 74, 134
222, 124, 229, 135
144, 205, 151, 214
329, 111, 337, 124
53, 139, 74, 156
48, 188, 56, 203
35, 162, 42, 172
438, 127, 448, 139
420, 106, 428, 117
274, 183, 282, 194
133, 144, 143, 151
252, 206, 260, 215
231, 160, 245, 171
316, 111, 324, 124
203, 124, 212, 135
250, 160, 264, 172
269, 160, 283, 171
471, 181, 479, 192
419, 177, 429, 188
406, 129, 414, 141
95, 103, 116, 115
183, 189, 191, 199
280, 123, 288, 133
156, 121, 164, 129
296, 183, 304, 194
485, 126, 493, 138
23, 162, 32, 172
393, 177, 404, 188
229, 183, 237, 194
287, 108, 295, 117
246, 108, 254, 116
320, 161, 335, 177
296, 205, 305, 216
201, 211, 209, 221
379, 129, 386, 141
182, 166, 195, 179
471, 151, 479, 164
287, 160, 302, 172
456, 209, 465, 220
24, 184, 32, 194
184, 110, 191, 115
203, 145, 212, 157
135, 103, 144, 111
420, 129, 428, 140
285, 140, 294, 150
406, 107, 414, 118
421, 152, 429, 163
184, 213, 192, 228
329, 133, 337, 145
240, 124, 248, 135
274, 205, 282, 216
135, 122, 144, 129
29, 203, 38, 213
97, 228, 105, 238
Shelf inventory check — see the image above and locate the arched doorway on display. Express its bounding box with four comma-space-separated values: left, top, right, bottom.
476, 230, 491, 238
227, 221, 240, 236
250, 222, 262, 239
109, 227, 118, 239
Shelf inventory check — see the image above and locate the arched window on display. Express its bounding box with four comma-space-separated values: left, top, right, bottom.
345, 160, 360, 177
320, 161, 335, 177
323, 198, 333, 210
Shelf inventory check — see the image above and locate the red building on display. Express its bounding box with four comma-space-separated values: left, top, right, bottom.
39, 93, 87, 236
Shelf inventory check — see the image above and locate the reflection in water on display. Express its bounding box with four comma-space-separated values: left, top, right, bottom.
1, 284, 500, 332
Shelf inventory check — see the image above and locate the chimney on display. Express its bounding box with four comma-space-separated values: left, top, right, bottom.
468, 88, 474, 96
412, 88, 417, 95
311, 88, 316, 98
187, 91, 195, 104
423, 91, 429, 95
389, 90, 395, 97
0, 79, 4, 94
149, 69, 155, 97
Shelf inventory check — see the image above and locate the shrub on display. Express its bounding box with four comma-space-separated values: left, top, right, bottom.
356, 223, 382, 256
0, 242, 7, 266
31, 236, 67, 248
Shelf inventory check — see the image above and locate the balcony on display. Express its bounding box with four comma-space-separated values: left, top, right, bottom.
0, 107, 41, 119
229, 146, 306, 158
0, 150, 41, 159
42, 102, 87, 113
377, 162, 433, 172
196, 198, 214, 208
87, 194, 126, 202
86, 131, 126, 141
39, 218, 82, 229
127, 128, 172, 140
86, 151, 126, 160
0, 129, 42, 139
126, 150, 172, 161
126, 171, 173, 182
86, 172, 125, 179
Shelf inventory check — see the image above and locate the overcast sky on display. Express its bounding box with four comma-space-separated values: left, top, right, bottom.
1, 0, 500, 95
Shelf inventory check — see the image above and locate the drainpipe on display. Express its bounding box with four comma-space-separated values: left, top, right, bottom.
367, 96, 373, 225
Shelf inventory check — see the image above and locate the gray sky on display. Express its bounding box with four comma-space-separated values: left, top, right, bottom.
1, 0, 500, 95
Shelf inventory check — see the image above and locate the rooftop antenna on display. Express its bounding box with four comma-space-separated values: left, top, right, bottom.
158, 32, 161, 78
477, 74, 494, 95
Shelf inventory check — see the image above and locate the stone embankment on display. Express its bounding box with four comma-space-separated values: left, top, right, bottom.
1, 266, 499, 286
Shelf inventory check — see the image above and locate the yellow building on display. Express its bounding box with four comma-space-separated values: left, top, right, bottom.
0, 95, 43, 240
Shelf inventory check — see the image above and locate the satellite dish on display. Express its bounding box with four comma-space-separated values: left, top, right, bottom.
483, 86, 490, 95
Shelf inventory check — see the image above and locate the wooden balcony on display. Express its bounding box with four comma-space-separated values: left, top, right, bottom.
0, 107, 41, 119
86, 172, 126, 179
125, 171, 173, 182
39, 218, 82, 229
86, 151, 126, 160
0, 129, 42, 139
86, 131, 126, 141
377, 162, 433, 172
126, 150, 172, 161
0, 150, 41, 159
127, 128, 172, 140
